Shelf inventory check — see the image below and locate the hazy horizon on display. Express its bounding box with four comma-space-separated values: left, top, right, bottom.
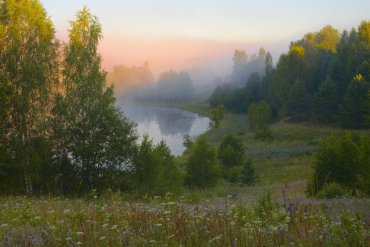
41, 0, 370, 76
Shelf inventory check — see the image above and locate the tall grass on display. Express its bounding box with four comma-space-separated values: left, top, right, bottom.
0, 193, 368, 246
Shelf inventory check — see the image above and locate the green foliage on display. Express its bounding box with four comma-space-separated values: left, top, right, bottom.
185, 136, 220, 188
0, 0, 58, 194
217, 134, 256, 184
307, 133, 370, 196
316, 182, 351, 199
340, 75, 370, 129
253, 127, 273, 141
314, 76, 339, 123
240, 159, 257, 185
254, 192, 274, 220
133, 136, 182, 196
218, 134, 245, 167
247, 101, 272, 131
285, 79, 312, 121
248, 101, 273, 140
50, 8, 137, 193
209, 104, 225, 130
209, 21, 370, 129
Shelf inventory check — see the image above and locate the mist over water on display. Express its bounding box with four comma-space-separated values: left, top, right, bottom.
120, 105, 210, 155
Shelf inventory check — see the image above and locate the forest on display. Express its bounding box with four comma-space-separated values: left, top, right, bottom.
210, 24, 370, 129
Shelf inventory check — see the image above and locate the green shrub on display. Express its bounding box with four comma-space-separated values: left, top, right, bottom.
317, 182, 351, 199
218, 134, 245, 167
307, 133, 370, 196
185, 136, 220, 188
254, 127, 273, 140
217, 134, 256, 185
241, 159, 257, 185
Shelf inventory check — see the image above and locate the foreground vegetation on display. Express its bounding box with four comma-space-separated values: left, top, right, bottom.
0, 194, 369, 246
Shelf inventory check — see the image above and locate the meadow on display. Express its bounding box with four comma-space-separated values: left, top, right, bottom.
0, 194, 369, 246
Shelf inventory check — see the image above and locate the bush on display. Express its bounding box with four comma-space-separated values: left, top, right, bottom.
133, 135, 182, 195
254, 127, 273, 140
307, 133, 370, 196
218, 134, 245, 167
316, 182, 351, 199
241, 159, 257, 185
217, 134, 256, 185
185, 136, 220, 188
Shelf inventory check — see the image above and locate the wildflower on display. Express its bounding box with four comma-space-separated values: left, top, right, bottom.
102, 223, 109, 228
34, 216, 41, 220
227, 194, 233, 199
154, 223, 162, 227
0, 224, 8, 228
76, 231, 84, 236
99, 236, 106, 241
167, 201, 176, 206
65, 237, 72, 241
77, 241, 82, 245
111, 225, 118, 230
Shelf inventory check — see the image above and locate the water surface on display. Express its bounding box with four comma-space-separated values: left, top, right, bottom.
121, 105, 210, 156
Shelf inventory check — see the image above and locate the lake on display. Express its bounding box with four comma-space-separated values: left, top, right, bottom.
120, 105, 210, 156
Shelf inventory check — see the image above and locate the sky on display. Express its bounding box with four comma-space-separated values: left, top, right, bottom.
41, 0, 370, 76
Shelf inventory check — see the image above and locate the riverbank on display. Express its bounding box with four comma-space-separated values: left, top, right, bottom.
146, 102, 370, 201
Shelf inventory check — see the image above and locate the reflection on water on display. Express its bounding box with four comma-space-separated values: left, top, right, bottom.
121, 105, 210, 156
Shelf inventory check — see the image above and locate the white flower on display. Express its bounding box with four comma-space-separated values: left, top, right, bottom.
102, 223, 109, 228
76, 231, 84, 236
77, 241, 82, 245
65, 237, 72, 241
0, 224, 8, 228
111, 225, 118, 230
99, 236, 106, 241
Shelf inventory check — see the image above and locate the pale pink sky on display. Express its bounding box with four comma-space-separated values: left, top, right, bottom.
46, 0, 370, 76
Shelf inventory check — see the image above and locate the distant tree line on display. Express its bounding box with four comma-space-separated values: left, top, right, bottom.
107, 63, 154, 95
210, 23, 370, 129
128, 70, 195, 103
